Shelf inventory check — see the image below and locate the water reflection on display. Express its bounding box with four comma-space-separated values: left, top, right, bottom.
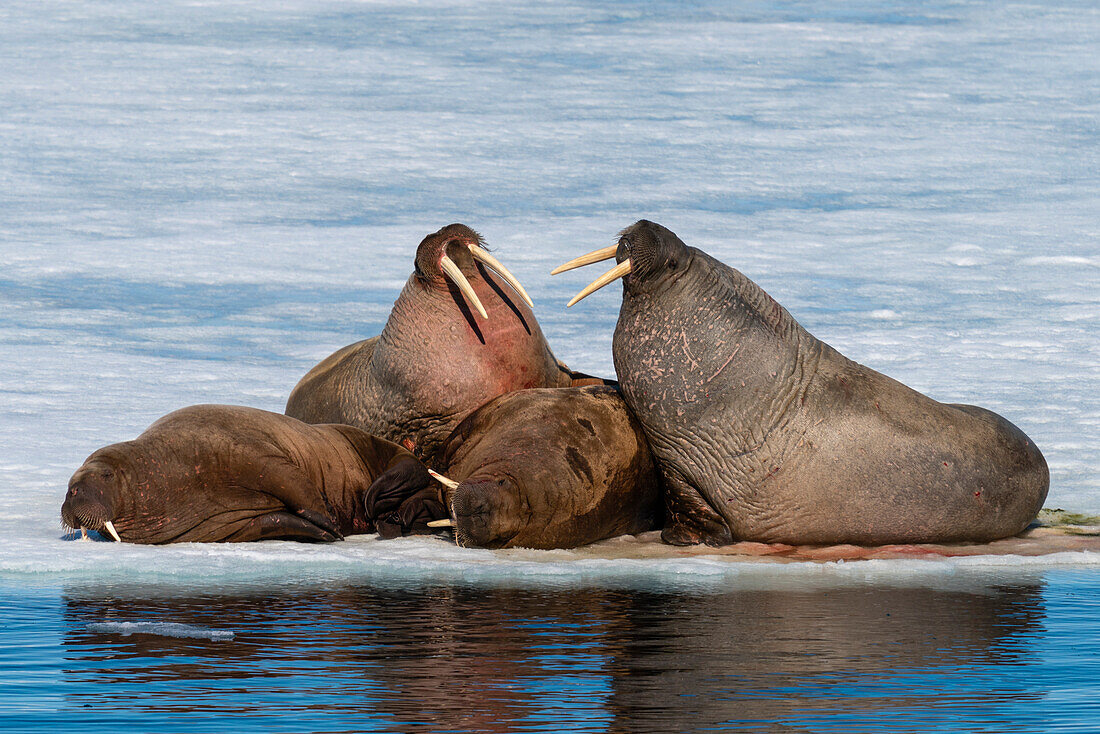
60, 581, 1047, 733
607, 585, 1046, 734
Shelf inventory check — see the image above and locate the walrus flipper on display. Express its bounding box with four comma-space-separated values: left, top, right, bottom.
569, 371, 618, 388
363, 457, 437, 518
222, 456, 338, 534
222, 511, 342, 543
554, 358, 618, 388
295, 508, 345, 540
374, 487, 448, 539
364, 457, 447, 537
660, 471, 734, 547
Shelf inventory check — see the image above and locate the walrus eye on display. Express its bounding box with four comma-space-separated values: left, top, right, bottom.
668, 258, 677, 270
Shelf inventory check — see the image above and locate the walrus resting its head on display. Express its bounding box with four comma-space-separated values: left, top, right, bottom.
438, 385, 661, 549
61, 405, 438, 544
365, 386, 662, 549
285, 223, 606, 465
554, 220, 1049, 547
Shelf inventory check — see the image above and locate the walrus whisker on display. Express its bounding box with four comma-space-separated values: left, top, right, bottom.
444, 494, 465, 548
427, 518, 454, 528
467, 244, 534, 308
567, 259, 632, 307
427, 468, 460, 490
440, 254, 488, 319
103, 521, 123, 543
551, 245, 618, 275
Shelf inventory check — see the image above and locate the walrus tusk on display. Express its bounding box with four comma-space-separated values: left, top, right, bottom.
440, 254, 488, 319
427, 468, 460, 490
551, 245, 619, 275
566, 259, 632, 307
467, 244, 534, 309
103, 521, 122, 543
426, 470, 462, 545
80, 527, 89, 541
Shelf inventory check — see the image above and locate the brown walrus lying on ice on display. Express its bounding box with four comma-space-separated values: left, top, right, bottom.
61, 404, 439, 543
367, 386, 662, 549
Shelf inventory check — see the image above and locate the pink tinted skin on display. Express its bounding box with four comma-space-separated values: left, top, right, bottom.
368, 224, 570, 460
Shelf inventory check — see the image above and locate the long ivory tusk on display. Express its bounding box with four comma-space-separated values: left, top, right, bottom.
567, 259, 632, 307
80, 527, 89, 541
440, 254, 488, 319
551, 245, 618, 275
427, 468, 460, 490
103, 521, 122, 543
468, 244, 534, 308
427, 518, 454, 528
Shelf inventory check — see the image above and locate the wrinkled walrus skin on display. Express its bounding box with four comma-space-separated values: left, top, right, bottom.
61, 405, 435, 544
561, 221, 1048, 547
285, 223, 605, 466
435, 386, 662, 549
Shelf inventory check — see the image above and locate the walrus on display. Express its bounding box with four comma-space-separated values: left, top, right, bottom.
286, 223, 606, 465
60, 405, 439, 544
554, 220, 1049, 546
366, 386, 662, 549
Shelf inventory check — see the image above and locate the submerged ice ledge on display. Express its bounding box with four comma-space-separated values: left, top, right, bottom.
85, 621, 234, 641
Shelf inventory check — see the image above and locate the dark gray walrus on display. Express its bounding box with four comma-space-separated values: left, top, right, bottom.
554, 220, 1049, 547
286, 223, 605, 465
60, 405, 437, 544
367, 386, 662, 549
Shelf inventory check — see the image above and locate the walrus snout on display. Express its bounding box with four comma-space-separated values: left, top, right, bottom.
414, 224, 533, 318
553, 220, 692, 306
61, 467, 119, 539
450, 478, 524, 549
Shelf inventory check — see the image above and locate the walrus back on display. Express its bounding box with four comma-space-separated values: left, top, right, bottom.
285, 337, 378, 425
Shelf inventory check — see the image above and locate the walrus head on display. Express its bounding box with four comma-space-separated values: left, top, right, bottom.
61, 455, 128, 542
552, 220, 692, 305
412, 223, 533, 320
365, 461, 534, 548
61, 437, 337, 545
448, 477, 527, 549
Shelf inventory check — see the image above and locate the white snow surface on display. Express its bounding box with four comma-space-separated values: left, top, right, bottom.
1, 0, 1097, 586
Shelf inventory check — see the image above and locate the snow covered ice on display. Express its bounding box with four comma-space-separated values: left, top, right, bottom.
0, 0, 1098, 586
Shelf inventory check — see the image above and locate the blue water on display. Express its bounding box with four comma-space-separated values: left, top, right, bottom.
1, 0, 1098, 730
2, 572, 1099, 733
